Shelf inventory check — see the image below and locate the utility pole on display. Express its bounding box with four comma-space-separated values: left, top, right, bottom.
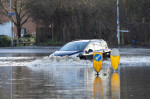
10, 0, 14, 47
117, 0, 120, 46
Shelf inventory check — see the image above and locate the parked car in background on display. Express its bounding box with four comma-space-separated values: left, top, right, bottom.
50, 39, 111, 60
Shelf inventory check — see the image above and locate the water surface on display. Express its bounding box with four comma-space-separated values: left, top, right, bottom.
0, 65, 150, 99
0, 48, 150, 99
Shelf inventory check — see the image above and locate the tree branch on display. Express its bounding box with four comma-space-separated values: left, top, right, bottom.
20, 11, 28, 20
21, 16, 29, 26
0, 0, 9, 14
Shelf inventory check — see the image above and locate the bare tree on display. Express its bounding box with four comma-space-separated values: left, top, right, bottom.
25, 0, 150, 45
0, 3, 3, 24
0, 12, 3, 24
25, 0, 116, 42
0, 0, 29, 38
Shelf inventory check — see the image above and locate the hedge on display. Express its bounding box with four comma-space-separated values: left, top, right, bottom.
0, 35, 11, 47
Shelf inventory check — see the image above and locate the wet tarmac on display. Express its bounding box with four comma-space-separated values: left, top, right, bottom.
0, 47, 150, 99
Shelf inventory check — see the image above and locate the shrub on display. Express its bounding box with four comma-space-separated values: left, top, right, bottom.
13, 39, 17, 43
0, 35, 11, 47
16, 37, 35, 46
23, 34, 33, 38
18, 37, 35, 42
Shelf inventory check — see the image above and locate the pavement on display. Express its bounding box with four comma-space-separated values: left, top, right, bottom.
0, 46, 61, 49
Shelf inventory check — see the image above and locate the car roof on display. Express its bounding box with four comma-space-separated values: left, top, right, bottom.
72, 39, 105, 43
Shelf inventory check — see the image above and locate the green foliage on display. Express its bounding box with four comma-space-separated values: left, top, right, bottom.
0, 35, 11, 47
14, 36, 36, 46
19, 37, 35, 42
19, 34, 35, 42
23, 34, 33, 38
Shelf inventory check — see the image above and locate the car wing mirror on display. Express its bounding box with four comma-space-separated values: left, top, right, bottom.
88, 49, 93, 53
85, 49, 93, 54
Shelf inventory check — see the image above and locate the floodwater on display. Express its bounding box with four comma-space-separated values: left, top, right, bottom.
0, 48, 150, 99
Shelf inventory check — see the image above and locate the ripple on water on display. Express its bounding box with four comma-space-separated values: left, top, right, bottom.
0, 55, 150, 67
28, 55, 150, 67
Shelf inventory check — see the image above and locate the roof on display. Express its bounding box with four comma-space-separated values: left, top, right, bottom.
72, 39, 105, 43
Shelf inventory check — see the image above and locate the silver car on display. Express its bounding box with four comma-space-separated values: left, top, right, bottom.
50, 39, 111, 59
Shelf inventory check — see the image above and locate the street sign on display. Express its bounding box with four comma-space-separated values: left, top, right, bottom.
93, 52, 103, 75
8, 13, 15, 16
117, 18, 119, 24
119, 30, 130, 32
111, 49, 120, 71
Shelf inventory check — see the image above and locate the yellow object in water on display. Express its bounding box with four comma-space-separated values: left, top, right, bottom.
110, 49, 120, 70
94, 76, 103, 99
111, 73, 120, 99
93, 52, 103, 73
111, 55, 120, 70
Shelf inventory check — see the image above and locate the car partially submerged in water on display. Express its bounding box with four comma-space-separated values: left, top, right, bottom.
50, 39, 111, 60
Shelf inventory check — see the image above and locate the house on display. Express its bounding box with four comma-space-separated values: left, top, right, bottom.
0, 15, 36, 38
0, 22, 12, 37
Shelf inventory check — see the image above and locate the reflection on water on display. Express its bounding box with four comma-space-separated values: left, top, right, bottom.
94, 76, 103, 99
0, 66, 96, 99
94, 73, 120, 99
120, 66, 150, 99
0, 65, 150, 99
111, 73, 120, 99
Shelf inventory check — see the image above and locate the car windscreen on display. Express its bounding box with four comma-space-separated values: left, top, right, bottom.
59, 42, 89, 51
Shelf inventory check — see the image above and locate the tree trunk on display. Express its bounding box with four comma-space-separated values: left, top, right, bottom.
62, 24, 66, 42
17, 24, 22, 38
51, 20, 54, 41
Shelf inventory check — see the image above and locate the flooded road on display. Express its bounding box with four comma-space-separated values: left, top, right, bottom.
0, 47, 150, 99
